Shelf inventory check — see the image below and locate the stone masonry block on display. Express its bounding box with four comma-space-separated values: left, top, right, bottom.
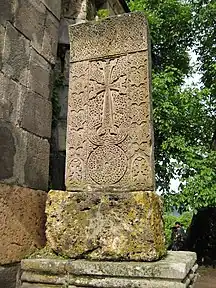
0, 0, 16, 27
41, 0, 61, 19
0, 121, 18, 181
0, 183, 47, 264
42, 11, 59, 64
0, 72, 21, 123
14, 0, 46, 53
19, 89, 52, 138
46, 190, 166, 261
2, 22, 30, 86
0, 263, 20, 288
24, 132, 50, 190
0, 121, 50, 190
28, 48, 52, 99
0, 25, 6, 68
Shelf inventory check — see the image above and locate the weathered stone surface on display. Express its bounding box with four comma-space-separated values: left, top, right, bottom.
41, 0, 61, 19
22, 284, 62, 288
0, 0, 57, 193
21, 252, 197, 279
0, 263, 20, 288
28, 49, 52, 99
24, 132, 50, 190
0, 25, 5, 68
0, 72, 21, 123
2, 22, 30, 86
14, 0, 46, 53
19, 89, 52, 138
67, 13, 154, 192
21, 274, 192, 288
57, 121, 67, 151
69, 13, 148, 62
64, 50, 70, 83
46, 190, 166, 261
0, 121, 50, 190
59, 18, 75, 45
0, 123, 16, 180
59, 86, 68, 119
42, 11, 59, 64
0, 0, 16, 27
0, 183, 47, 264
62, 0, 88, 20
20, 252, 198, 287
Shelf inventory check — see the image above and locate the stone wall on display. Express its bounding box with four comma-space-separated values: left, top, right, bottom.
0, 0, 61, 284
49, 0, 129, 190
0, 0, 61, 191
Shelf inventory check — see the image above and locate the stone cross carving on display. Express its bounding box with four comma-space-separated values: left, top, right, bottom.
46, 13, 166, 262
66, 13, 155, 192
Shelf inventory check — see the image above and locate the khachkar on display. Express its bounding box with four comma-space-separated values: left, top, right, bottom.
46, 12, 166, 261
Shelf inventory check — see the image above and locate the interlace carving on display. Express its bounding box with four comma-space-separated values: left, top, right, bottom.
67, 52, 154, 191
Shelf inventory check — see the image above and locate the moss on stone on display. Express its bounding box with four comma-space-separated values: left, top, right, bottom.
46, 190, 166, 261
26, 246, 70, 260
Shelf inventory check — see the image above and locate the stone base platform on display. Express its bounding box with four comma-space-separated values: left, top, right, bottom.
20, 251, 198, 288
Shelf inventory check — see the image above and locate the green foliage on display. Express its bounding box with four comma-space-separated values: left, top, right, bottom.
129, 0, 216, 212
164, 212, 193, 248
129, 0, 193, 75
191, 0, 216, 92
97, 9, 110, 19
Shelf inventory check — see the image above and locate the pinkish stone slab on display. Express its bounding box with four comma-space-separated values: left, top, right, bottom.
66, 13, 155, 192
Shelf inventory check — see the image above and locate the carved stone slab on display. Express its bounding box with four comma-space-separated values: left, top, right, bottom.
66, 12, 155, 192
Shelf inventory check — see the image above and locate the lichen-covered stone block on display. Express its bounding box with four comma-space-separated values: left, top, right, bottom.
46, 190, 166, 261
66, 13, 155, 192
0, 183, 47, 264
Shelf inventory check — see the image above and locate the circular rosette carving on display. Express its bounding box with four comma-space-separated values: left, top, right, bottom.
87, 145, 127, 185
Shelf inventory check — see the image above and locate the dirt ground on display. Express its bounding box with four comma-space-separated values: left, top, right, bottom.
195, 267, 216, 288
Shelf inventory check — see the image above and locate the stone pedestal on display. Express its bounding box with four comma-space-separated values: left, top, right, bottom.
46, 190, 165, 261
20, 251, 198, 288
